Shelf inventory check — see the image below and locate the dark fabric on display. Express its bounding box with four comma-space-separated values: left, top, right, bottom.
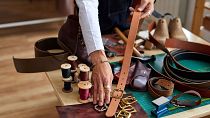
98, 0, 133, 34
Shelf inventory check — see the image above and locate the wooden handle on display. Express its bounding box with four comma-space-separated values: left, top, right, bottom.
114, 27, 142, 57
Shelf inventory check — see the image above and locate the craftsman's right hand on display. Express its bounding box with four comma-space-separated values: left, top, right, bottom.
90, 50, 113, 106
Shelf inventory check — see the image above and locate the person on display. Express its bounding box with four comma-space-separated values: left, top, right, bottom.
75, 0, 155, 106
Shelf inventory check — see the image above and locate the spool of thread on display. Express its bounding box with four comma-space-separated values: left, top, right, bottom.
67, 55, 78, 70
72, 64, 87, 83
62, 77, 73, 93
78, 63, 87, 68
61, 63, 71, 78
78, 81, 92, 103
79, 65, 90, 81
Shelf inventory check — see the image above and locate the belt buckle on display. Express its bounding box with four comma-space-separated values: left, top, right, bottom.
121, 105, 137, 113
116, 110, 132, 118
121, 96, 137, 105
94, 104, 108, 112
170, 100, 186, 108
111, 89, 124, 99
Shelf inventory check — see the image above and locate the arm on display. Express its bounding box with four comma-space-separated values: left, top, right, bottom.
75, 0, 113, 106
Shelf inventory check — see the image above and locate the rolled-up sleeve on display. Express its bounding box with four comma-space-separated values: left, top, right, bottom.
75, 0, 104, 55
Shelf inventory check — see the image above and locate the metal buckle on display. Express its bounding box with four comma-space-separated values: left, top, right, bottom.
94, 104, 108, 112
121, 96, 137, 105
116, 110, 132, 118
111, 89, 124, 99
170, 100, 186, 108
121, 105, 137, 113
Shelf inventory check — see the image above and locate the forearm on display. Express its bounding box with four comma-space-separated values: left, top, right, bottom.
75, 0, 104, 55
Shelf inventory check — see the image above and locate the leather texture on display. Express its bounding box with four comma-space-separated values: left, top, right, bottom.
58, 15, 91, 66
57, 0, 76, 16
56, 94, 147, 118
148, 22, 210, 98
129, 60, 151, 91
148, 77, 174, 98
13, 37, 69, 73
106, 11, 143, 117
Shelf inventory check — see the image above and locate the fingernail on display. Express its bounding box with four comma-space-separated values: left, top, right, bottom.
138, 8, 142, 11
99, 102, 103, 106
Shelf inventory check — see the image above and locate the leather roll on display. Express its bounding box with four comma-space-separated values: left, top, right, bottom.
13, 37, 69, 73
148, 77, 174, 98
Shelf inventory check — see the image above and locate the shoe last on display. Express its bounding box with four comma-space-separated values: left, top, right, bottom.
168, 17, 187, 41
145, 18, 169, 50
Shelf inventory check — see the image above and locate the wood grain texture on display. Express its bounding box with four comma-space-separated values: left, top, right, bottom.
191, 0, 205, 35
0, 22, 63, 118
0, 0, 62, 24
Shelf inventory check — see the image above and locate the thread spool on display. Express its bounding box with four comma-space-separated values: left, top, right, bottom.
78, 81, 92, 103
61, 63, 71, 78
78, 63, 87, 68
79, 65, 90, 81
62, 77, 73, 93
68, 55, 78, 70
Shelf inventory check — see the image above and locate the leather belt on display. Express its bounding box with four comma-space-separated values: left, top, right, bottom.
13, 37, 69, 73
170, 90, 202, 107
105, 11, 143, 117
148, 77, 174, 98
148, 22, 210, 98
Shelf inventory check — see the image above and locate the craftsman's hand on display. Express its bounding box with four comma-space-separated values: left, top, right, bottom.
90, 50, 113, 106
129, 0, 155, 18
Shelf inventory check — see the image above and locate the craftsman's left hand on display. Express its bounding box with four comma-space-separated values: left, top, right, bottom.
129, 0, 155, 18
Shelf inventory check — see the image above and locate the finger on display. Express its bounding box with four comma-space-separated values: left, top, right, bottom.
140, 4, 153, 19
92, 75, 98, 104
98, 77, 104, 106
129, 7, 134, 12
104, 79, 112, 104
138, 0, 148, 11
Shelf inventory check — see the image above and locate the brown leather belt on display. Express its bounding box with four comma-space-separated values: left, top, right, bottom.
148, 22, 210, 98
13, 37, 69, 73
147, 77, 174, 98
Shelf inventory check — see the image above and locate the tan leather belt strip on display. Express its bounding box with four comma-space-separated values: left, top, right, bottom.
105, 11, 143, 117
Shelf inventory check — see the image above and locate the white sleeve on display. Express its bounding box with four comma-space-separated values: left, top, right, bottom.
75, 0, 104, 55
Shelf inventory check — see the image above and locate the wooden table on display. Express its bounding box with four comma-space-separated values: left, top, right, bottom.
46, 29, 210, 118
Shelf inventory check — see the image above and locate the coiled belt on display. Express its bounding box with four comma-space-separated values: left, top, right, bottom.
148, 22, 210, 98
13, 37, 69, 73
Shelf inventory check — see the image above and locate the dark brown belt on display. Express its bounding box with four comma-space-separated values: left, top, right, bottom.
148, 22, 210, 98
147, 77, 174, 98
13, 37, 69, 73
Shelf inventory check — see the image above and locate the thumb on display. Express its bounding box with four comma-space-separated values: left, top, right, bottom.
138, 0, 148, 11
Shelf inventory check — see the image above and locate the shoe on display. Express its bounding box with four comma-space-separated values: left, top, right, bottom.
168, 17, 187, 41
145, 18, 169, 49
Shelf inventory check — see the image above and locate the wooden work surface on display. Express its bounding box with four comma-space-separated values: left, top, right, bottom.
46, 28, 210, 118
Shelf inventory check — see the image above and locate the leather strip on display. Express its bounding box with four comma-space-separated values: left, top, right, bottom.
170, 90, 202, 107
148, 77, 174, 98
105, 11, 143, 117
13, 37, 69, 73
148, 22, 210, 97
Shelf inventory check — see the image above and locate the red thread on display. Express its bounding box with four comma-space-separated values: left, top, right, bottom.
80, 71, 89, 81
68, 60, 77, 70
79, 89, 90, 100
